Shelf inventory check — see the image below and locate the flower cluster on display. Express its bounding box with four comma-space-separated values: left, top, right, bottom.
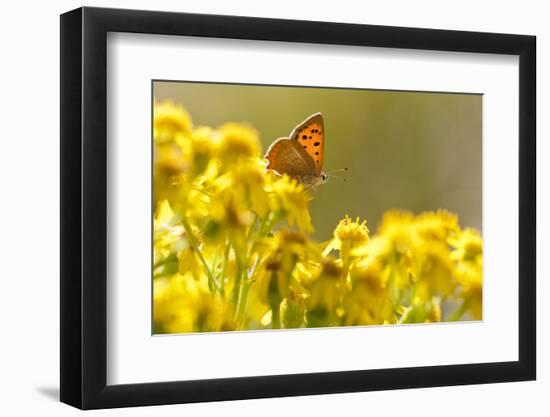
153, 100, 483, 333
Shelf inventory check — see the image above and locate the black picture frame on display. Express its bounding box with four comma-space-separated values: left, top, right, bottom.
60, 6, 536, 410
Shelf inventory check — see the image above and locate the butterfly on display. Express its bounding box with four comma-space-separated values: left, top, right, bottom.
265, 113, 331, 188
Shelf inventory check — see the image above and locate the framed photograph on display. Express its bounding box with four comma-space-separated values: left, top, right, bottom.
60, 6, 536, 409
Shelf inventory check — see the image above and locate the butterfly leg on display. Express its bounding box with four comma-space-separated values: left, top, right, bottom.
304, 183, 318, 193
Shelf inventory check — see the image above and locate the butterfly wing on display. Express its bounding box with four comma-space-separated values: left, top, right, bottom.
289, 113, 324, 175
265, 138, 316, 177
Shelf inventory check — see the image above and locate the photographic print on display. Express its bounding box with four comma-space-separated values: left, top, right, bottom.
152, 81, 482, 334
60, 9, 536, 407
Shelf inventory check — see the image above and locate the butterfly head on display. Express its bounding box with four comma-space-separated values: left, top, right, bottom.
320, 172, 329, 183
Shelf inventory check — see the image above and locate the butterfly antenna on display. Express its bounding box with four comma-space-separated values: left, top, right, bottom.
326, 168, 348, 175
326, 167, 348, 182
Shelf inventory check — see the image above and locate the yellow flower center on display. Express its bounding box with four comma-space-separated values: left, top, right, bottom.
334, 215, 369, 243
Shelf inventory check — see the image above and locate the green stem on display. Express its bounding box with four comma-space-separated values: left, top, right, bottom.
258, 211, 282, 237
181, 214, 221, 294
233, 215, 266, 325
232, 212, 282, 326
233, 233, 253, 327
339, 241, 352, 304
236, 281, 254, 328
219, 241, 230, 297
246, 216, 259, 244
235, 268, 247, 317
271, 305, 281, 329
231, 238, 244, 307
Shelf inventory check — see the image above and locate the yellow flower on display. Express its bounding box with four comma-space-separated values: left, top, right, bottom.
305, 257, 343, 327
256, 230, 313, 308
154, 139, 192, 175
201, 297, 238, 332
153, 200, 185, 267
190, 126, 216, 177
208, 195, 255, 234
414, 240, 456, 302
450, 228, 482, 262
324, 215, 369, 258
215, 160, 270, 218
153, 274, 237, 333
343, 259, 394, 326
280, 287, 308, 329
216, 122, 261, 165
374, 210, 460, 298
154, 100, 193, 144
349, 258, 388, 295
177, 242, 204, 280
335, 215, 370, 243
377, 210, 417, 255
449, 228, 482, 319
181, 183, 211, 219
153, 102, 195, 204
455, 253, 483, 320
153, 276, 193, 333
268, 175, 313, 232
153, 274, 204, 333
415, 210, 459, 242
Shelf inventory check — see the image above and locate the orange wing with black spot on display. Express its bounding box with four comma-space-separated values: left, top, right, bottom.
289, 113, 324, 175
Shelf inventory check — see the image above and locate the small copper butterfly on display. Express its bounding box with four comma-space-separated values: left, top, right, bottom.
265, 113, 331, 187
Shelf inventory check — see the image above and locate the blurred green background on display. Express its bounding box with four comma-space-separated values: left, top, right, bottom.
154, 81, 482, 241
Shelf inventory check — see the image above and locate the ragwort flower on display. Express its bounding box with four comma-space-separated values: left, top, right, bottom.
324, 215, 369, 259
344, 259, 394, 326
268, 175, 313, 232
154, 100, 193, 144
